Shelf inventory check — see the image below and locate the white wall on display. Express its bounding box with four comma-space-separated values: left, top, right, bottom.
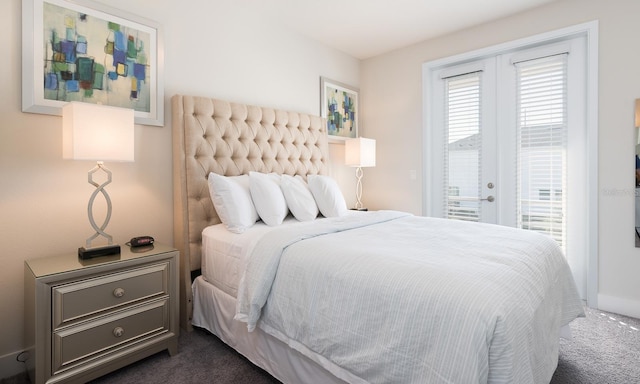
0, 0, 358, 377
361, 0, 640, 318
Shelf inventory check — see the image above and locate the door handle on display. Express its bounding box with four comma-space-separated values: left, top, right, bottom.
481, 195, 495, 202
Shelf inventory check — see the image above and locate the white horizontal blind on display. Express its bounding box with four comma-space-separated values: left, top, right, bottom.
444, 72, 482, 222
515, 54, 568, 249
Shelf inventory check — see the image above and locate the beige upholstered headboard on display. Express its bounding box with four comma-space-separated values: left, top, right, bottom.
172, 94, 329, 329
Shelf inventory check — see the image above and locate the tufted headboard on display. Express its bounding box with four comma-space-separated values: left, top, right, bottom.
172, 94, 329, 329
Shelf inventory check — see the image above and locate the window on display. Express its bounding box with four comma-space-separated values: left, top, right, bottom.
516, 54, 568, 248
444, 73, 482, 222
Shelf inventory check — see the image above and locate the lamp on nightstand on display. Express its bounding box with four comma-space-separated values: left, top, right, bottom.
63, 102, 134, 259
345, 137, 376, 210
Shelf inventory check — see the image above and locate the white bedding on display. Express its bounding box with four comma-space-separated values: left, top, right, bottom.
201, 216, 303, 296
234, 210, 585, 384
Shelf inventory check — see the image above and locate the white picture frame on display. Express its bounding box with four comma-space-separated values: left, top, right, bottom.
320, 76, 359, 142
22, 0, 165, 126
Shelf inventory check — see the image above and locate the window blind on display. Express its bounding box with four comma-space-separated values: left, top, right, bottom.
444, 72, 482, 222
515, 54, 568, 249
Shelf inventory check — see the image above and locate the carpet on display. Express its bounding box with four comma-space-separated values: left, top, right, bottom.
550, 306, 640, 384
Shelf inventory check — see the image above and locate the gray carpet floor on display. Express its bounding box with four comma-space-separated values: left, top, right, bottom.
550, 306, 640, 384
4, 306, 639, 384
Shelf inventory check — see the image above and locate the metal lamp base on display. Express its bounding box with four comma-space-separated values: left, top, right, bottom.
80, 161, 119, 259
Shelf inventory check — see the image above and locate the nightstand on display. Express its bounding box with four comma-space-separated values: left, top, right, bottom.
24, 244, 179, 384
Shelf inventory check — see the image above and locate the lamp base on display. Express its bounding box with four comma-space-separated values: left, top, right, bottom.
78, 244, 121, 259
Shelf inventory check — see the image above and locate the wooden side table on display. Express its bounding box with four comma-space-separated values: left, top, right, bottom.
24, 244, 179, 384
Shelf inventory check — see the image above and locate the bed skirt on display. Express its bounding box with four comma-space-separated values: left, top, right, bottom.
191, 276, 356, 384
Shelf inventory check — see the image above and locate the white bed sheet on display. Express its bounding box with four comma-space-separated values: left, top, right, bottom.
201, 216, 303, 297
201, 213, 364, 297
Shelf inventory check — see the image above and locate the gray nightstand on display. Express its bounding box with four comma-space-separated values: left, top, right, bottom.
24, 244, 179, 384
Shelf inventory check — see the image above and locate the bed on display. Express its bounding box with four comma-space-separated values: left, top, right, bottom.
171, 94, 584, 384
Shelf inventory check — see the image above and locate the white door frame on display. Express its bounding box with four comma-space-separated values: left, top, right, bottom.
422, 21, 599, 308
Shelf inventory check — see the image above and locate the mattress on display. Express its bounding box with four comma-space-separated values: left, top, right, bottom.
201, 220, 267, 297
201, 214, 359, 296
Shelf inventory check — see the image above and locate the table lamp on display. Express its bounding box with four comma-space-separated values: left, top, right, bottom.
63, 102, 134, 259
345, 137, 376, 210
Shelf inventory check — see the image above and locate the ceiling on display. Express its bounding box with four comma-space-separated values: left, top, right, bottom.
262, 0, 558, 59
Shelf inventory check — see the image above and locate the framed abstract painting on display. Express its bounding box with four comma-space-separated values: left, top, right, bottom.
320, 77, 358, 142
22, 0, 164, 126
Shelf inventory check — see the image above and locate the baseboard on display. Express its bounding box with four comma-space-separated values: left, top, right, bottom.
597, 294, 640, 319
0, 349, 27, 380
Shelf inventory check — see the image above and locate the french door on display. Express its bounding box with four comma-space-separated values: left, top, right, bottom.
427, 36, 587, 297
434, 61, 498, 224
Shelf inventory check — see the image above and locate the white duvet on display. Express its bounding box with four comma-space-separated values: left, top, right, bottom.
235, 211, 584, 384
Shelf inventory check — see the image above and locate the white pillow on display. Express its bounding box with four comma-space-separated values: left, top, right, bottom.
280, 175, 319, 221
249, 172, 289, 226
207, 173, 259, 233
307, 174, 348, 217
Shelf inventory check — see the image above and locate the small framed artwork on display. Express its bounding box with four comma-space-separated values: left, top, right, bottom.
22, 0, 164, 126
320, 77, 359, 142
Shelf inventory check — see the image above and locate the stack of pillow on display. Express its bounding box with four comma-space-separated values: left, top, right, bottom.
207, 171, 349, 234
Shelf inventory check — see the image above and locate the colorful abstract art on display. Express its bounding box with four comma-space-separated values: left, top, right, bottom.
42, 1, 151, 112
320, 77, 359, 140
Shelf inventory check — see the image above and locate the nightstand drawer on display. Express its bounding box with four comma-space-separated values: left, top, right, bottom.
53, 262, 169, 328
52, 298, 169, 374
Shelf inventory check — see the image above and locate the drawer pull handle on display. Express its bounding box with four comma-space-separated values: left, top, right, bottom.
113, 288, 125, 298
113, 327, 125, 338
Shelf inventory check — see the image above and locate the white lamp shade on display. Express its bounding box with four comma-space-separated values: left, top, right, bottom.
63, 102, 134, 162
345, 137, 376, 167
